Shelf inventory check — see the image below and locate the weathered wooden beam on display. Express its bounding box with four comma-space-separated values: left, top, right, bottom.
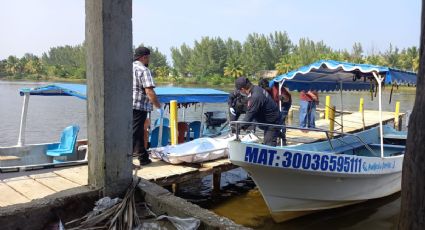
212, 172, 221, 195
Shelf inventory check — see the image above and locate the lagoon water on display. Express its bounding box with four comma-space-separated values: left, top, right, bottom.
0, 80, 416, 229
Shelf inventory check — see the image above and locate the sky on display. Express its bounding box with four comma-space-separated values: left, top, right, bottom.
0, 0, 421, 62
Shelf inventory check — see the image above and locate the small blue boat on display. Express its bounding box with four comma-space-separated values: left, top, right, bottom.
0, 84, 229, 173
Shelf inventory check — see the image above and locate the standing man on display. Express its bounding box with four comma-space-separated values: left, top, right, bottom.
133, 46, 163, 166
299, 90, 319, 128
235, 77, 283, 146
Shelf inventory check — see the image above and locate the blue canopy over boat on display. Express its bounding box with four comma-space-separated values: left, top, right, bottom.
19, 84, 229, 103
271, 60, 417, 92
20, 83, 87, 99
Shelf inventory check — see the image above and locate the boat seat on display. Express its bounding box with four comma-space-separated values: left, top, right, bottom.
187, 121, 202, 141
46, 125, 80, 157
150, 126, 170, 148
154, 118, 170, 127
178, 122, 189, 144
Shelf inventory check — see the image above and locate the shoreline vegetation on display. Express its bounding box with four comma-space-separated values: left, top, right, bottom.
0, 31, 419, 86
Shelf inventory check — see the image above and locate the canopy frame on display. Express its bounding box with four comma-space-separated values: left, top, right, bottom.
271, 60, 416, 159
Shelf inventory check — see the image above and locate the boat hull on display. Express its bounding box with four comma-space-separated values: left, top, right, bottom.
228, 131, 404, 221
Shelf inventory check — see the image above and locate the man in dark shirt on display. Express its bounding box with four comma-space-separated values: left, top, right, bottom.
235, 77, 283, 146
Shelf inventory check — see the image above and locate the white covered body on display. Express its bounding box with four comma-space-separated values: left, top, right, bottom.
151, 134, 259, 164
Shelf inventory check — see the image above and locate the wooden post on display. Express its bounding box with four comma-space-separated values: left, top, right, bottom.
329, 106, 335, 138
170, 100, 178, 145
325, 95, 330, 120
212, 172, 221, 195
287, 108, 293, 124
172, 183, 179, 194
394, 101, 400, 131
86, 0, 133, 196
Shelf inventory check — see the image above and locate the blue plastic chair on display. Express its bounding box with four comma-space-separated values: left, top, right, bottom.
150, 126, 170, 148
187, 121, 201, 141
154, 118, 170, 127
46, 125, 80, 157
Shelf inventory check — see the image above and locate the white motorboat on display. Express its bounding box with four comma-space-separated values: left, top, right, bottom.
228, 123, 405, 222
227, 60, 416, 222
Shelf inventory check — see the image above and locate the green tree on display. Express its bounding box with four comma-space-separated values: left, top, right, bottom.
383, 43, 400, 68
275, 55, 300, 74
154, 66, 170, 78
224, 57, 245, 78
351, 42, 364, 63
171, 43, 193, 77
241, 33, 275, 75
187, 37, 228, 77
5, 55, 23, 77
269, 31, 292, 63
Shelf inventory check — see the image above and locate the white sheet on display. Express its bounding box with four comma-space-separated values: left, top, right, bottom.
150, 134, 259, 164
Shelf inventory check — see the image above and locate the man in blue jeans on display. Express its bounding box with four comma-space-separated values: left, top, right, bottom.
299, 90, 319, 128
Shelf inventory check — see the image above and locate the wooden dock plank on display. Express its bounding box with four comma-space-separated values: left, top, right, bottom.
0, 182, 30, 206
137, 158, 199, 181
53, 166, 88, 186
3, 176, 56, 200
29, 172, 81, 192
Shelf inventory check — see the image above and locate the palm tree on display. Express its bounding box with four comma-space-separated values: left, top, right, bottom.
5, 56, 20, 76
224, 57, 245, 79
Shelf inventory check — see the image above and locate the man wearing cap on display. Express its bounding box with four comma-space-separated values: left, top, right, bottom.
133, 46, 163, 166
235, 77, 284, 146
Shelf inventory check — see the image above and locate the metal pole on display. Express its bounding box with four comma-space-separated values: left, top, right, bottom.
278, 82, 283, 146
17, 92, 30, 146
373, 72, 384, 158
278, 82, 282, 111
158, 104, 164, 147
182, 107, 186, 121
200, 103, 204, 137
340, 81, 344, 133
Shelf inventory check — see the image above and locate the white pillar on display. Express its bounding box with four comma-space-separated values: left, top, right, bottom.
373, 72, 385, 158
200, 103, 205, 137
17, 92, 30, 146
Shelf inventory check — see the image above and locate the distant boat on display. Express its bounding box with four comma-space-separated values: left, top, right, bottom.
228, 60, 416, 222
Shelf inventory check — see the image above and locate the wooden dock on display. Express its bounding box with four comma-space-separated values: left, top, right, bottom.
0, 166, 89, 207
0, 109, 402, 207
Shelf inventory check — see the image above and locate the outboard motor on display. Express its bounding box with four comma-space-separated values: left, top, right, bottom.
204, 111, 227, 129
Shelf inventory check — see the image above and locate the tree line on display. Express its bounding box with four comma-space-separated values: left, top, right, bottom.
0, 31, 419, 82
